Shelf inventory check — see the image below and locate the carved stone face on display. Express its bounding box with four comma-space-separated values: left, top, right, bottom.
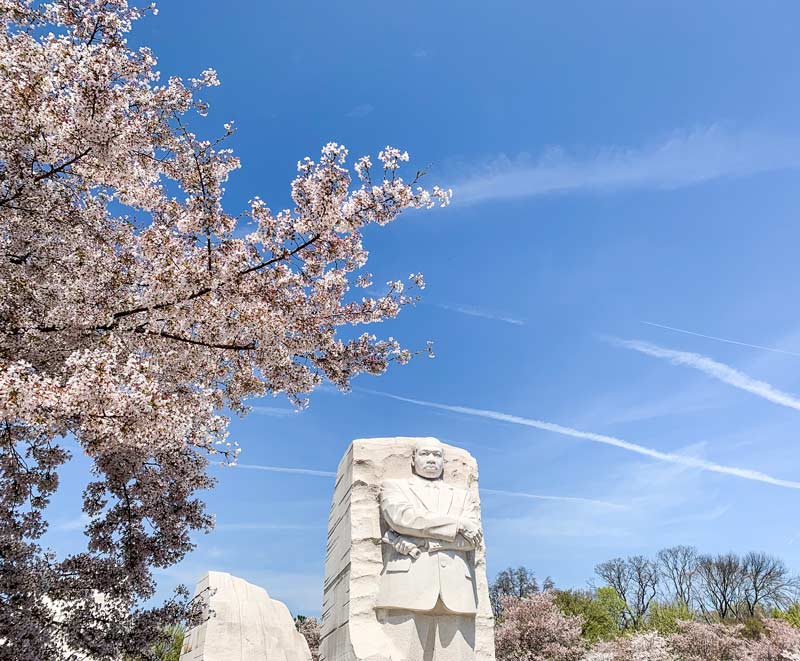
413, 440, 444, 480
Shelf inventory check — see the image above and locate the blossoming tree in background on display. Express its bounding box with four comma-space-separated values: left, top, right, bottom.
490, 564, 800, 660
493, 592, 800, 661
494, 592, 586, 661
295, 616, 321, 661
0, 1, 450, 658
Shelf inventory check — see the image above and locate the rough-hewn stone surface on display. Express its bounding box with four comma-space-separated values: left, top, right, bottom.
179, 571, 312, 661
320, 437, 495, 661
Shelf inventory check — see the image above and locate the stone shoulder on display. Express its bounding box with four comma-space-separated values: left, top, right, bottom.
380, 477, 411, 489
380, 477, 466, 494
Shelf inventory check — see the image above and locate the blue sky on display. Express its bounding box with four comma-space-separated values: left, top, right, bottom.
45, 1, 800, 616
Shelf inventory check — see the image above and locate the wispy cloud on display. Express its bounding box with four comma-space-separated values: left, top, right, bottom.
346, 103, 374, 118
488, 443, 727, 545
481, 488, 627, 510
55, 514, 90, 531
412, 48, 428, 58
599, 397, 719, 426
250, 405, 297, 417
234, 457, 625, 508
452, 126, 800, 205
573, 379, 723, 428
435, 302, 525, 326
612, 338, 800, 412
232, 463, 336, 477
364, 390, 800, 489
656, 504, 730, 528
487, 512, 633, 540
641, 321, 800, 357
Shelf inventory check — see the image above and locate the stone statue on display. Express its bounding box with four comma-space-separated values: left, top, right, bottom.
320, 437, 494, 661
375, 438, 482, 660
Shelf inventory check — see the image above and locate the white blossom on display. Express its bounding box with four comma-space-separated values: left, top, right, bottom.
0, 1, 450, 657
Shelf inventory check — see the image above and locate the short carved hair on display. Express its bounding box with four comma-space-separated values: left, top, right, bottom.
412, 437, 444, 456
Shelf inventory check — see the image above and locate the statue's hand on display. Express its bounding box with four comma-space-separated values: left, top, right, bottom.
396, 539, 418, 556
458, 521, 483, 547
385, 532, 421, 558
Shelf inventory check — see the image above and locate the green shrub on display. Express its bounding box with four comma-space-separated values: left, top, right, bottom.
554, 588, 625, 642
773, 603, 800, 629
124, 625, 184, 661
740, 616, 766, 640
646, 601, 693, 635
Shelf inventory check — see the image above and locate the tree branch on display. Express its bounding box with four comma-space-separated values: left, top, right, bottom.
0, 148, 92, 209
103, 232, 321, 327
148, 330, 256, 351
33, 148, 92, 183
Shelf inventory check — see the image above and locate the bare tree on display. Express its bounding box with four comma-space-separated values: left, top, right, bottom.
489, 566, 543, 618
740, 551, 799, 616
696, 553, 745, 621
657, 545, 699, 608
595, 555, 658, 630
596, 558, 629, 624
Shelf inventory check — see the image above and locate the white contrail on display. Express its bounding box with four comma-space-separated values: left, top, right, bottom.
363, 390, 800, 490
250, 405, 298, 417
641, 321, 800, 357
232, 464, 624, 506
452, 126, 800, 205
232, 463, 337, 477
614, 338, 800, 412
480, 489, 627, 510
435, 303, 525, 326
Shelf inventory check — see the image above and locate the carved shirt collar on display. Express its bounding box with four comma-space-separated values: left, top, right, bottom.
411, 474, 445, 488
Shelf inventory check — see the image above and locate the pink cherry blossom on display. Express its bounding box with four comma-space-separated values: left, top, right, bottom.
495, 592, 587, 661
0, 1, 449, 658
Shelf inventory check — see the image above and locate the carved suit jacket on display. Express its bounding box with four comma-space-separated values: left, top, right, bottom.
375, 476, 480, 614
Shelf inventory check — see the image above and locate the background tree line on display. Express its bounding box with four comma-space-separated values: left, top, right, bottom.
489, 547, 800, 660
595, 546, 799, 631
133, 547, 800, 660
491, 547, 800, 637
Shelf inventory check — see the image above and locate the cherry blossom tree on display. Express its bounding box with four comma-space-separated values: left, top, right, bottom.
666, 620, 758, 661
586, 631, 675, 661
583, 620, 800, 661
295, 616, 320, 661
493, 590, 800, 660
0, 1, 449, 658
751, 619, 800, 661
495, 592, 586, 661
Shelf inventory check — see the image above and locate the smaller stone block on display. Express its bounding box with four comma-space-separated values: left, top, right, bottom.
180, 571, 313, 661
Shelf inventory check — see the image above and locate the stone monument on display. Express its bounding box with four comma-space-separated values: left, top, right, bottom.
179, 570, 313, 661
320, 437, 495, 661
